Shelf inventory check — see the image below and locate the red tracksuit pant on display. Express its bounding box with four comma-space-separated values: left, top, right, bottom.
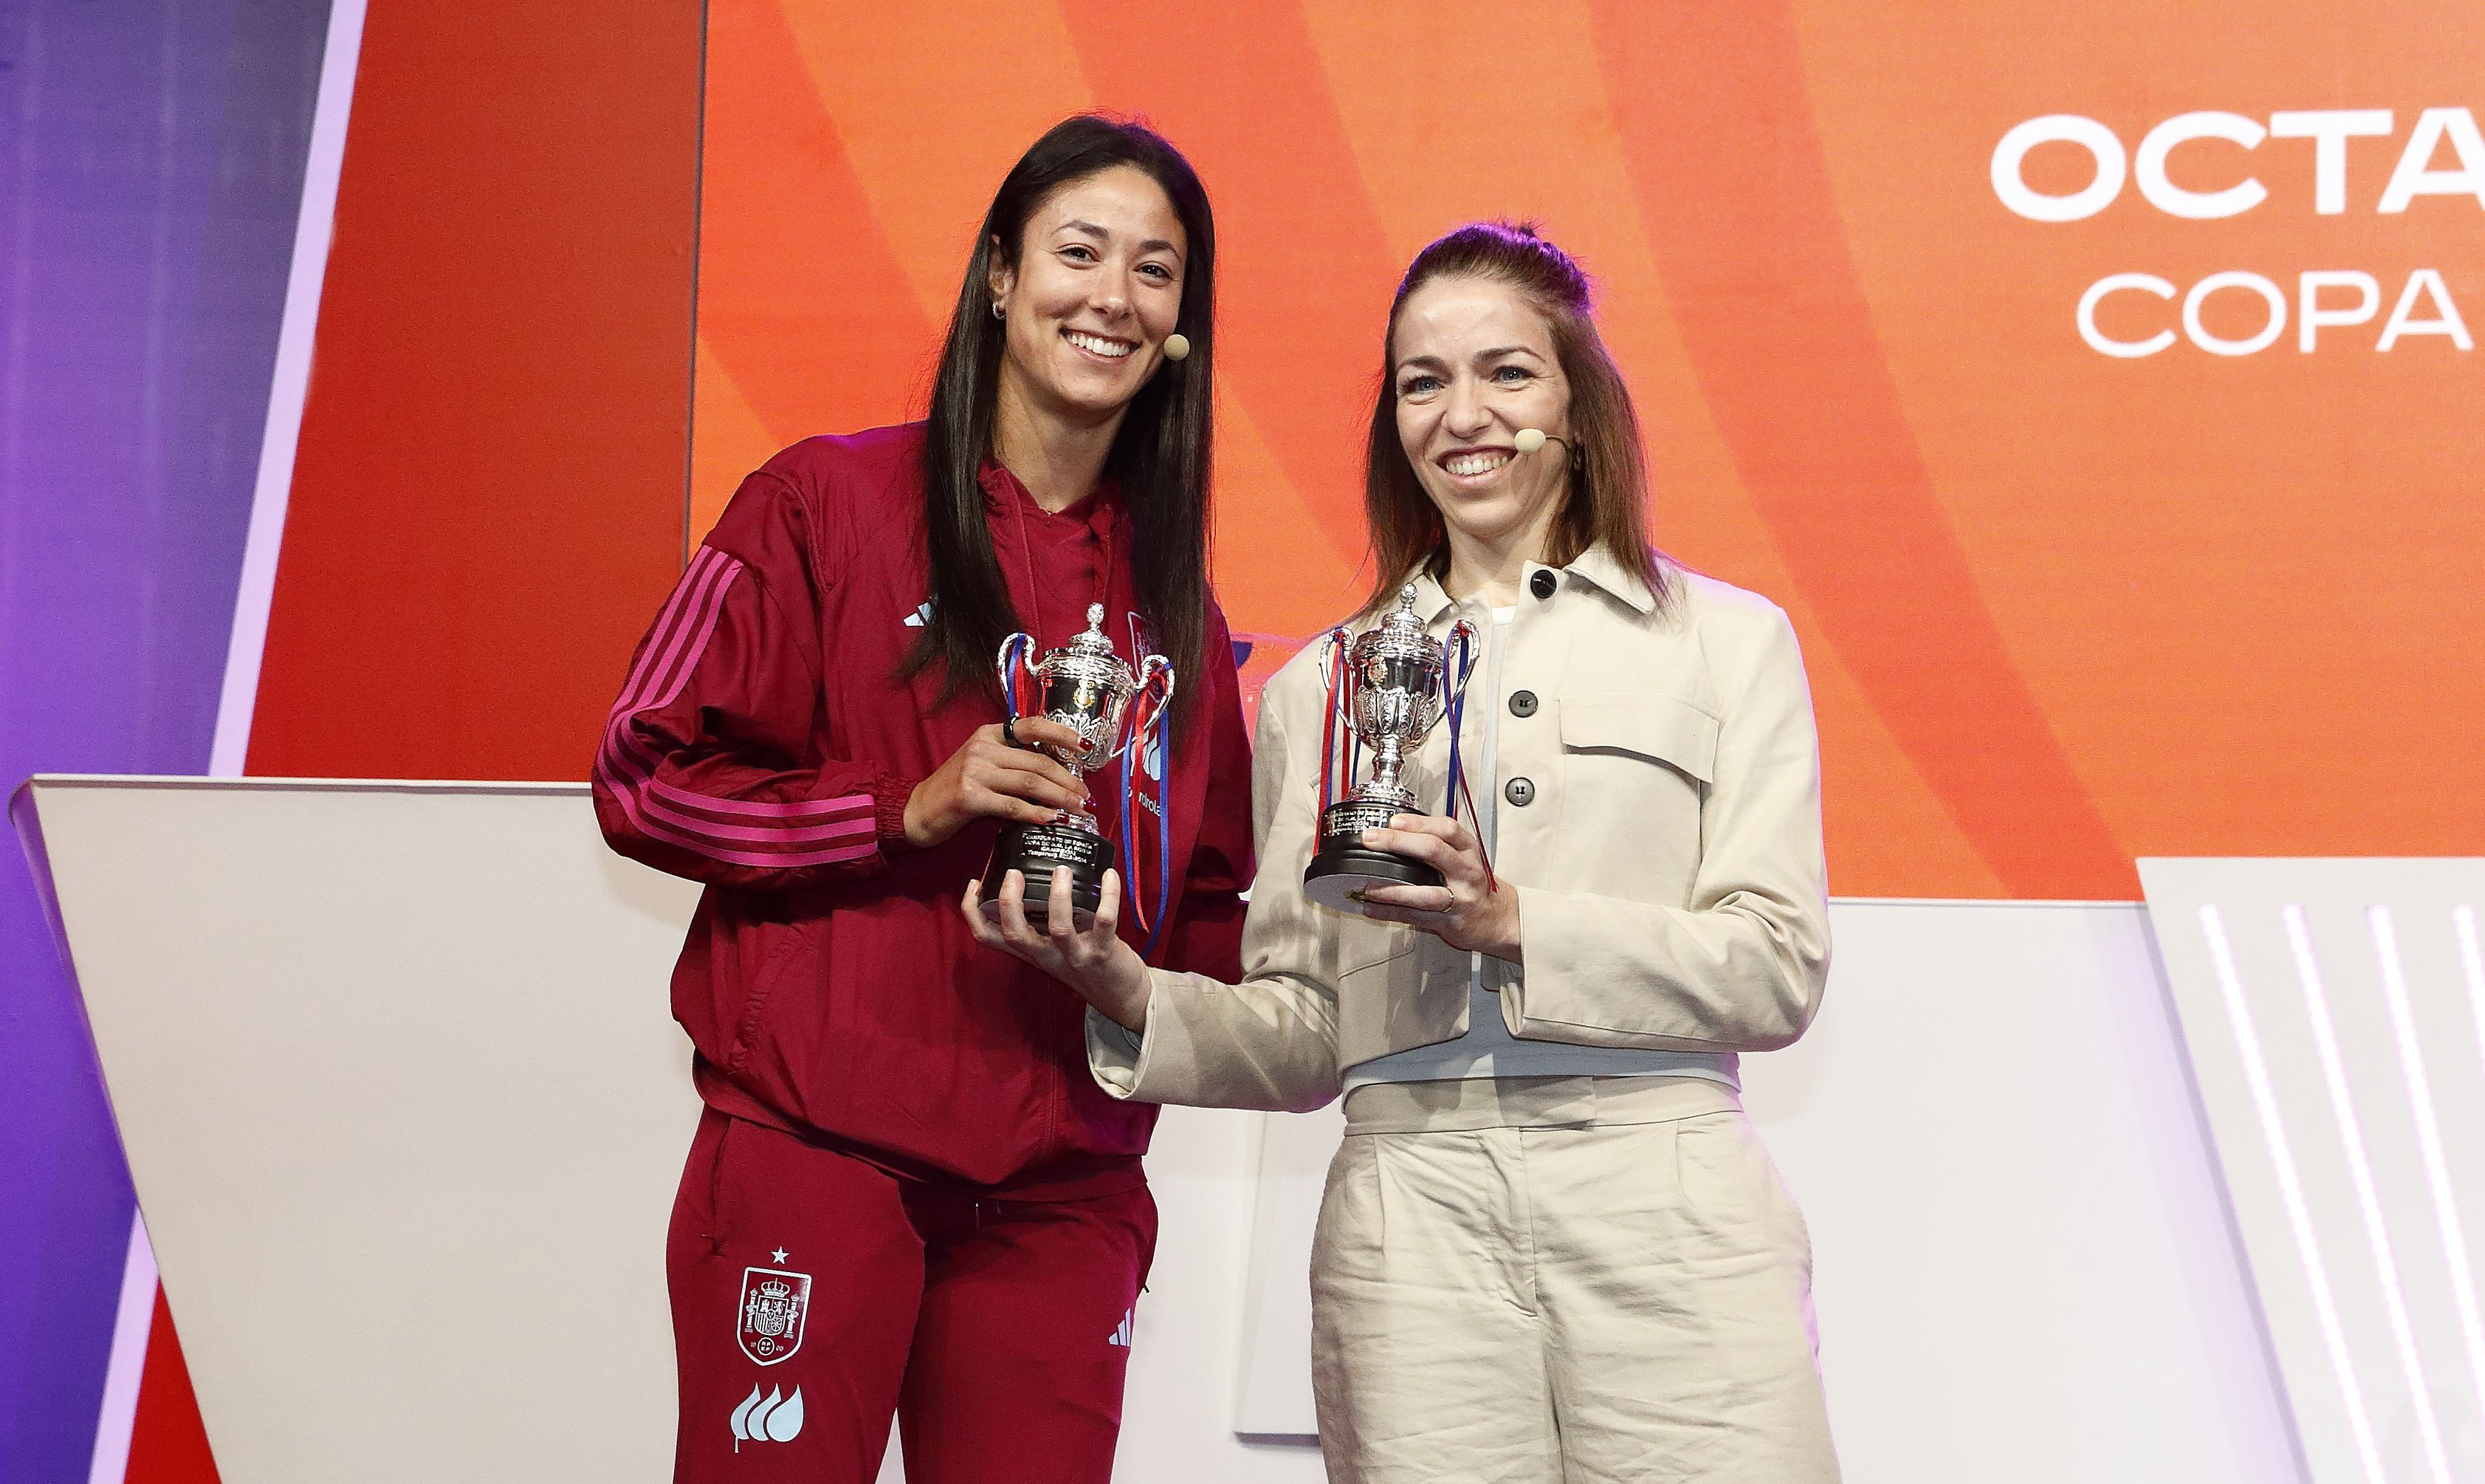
668, 1109, 1156, 1483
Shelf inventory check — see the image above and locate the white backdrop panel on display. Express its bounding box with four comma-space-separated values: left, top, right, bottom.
2139, 858, 2485, 1484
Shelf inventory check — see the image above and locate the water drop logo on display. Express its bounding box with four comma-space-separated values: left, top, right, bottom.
729, 1384, 805, 1451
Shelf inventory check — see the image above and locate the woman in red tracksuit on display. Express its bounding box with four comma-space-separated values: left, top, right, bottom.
594, 115, 1251, 1484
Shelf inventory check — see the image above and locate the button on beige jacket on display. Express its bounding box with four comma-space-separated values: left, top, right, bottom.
1088, 546, 1829, 1111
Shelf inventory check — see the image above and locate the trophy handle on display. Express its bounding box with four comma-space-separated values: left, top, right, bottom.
1316, 627, 1348, 693
994, 632, 1039, 716
1113, 655, 1177, 763
1314, 627, 1355, 810
1315, 627, 1358, 729
1423, 619, 1482, 736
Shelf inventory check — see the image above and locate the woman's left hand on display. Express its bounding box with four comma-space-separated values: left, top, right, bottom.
1355, 814, 1521, 961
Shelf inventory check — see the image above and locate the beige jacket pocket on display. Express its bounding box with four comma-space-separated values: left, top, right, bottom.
1556, 690, 1715, 891
1558, 690, 1720, 782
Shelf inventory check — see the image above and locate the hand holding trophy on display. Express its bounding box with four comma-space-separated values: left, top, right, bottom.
1302, 585, 1480, 915
979, 603, 1175, 930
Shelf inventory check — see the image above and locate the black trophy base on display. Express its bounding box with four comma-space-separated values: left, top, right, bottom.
1304, 796, 1443, 916
981, 821, 1115, 927
1303, 845, 1443, 916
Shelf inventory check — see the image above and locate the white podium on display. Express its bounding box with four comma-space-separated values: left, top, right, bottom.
20, 778, 702, 1481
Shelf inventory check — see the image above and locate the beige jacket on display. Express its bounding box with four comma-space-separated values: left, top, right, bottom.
1087, 546, 1829, 1113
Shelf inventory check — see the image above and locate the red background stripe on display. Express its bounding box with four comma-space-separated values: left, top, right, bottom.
244, 1, 701, 784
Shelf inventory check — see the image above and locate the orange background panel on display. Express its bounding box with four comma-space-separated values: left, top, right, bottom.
694, 0, 2485, 900
1792, 1, 2485, 870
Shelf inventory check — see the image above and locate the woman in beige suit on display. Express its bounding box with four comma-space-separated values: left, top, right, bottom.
966, 221, 1840, 1483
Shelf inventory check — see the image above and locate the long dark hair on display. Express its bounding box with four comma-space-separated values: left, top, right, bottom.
1361, 221, 1668, 616
904, 114, 1217, 733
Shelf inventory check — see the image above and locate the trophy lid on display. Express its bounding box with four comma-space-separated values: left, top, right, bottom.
1377, 584, 1426, 639
1063, 602, 1116, 659
1350, 583, 1441, 669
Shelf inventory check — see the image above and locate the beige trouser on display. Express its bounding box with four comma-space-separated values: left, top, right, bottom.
1308, 1076, 1840, 1484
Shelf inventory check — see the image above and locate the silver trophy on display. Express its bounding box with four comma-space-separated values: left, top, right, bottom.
980, 603, 1174, 926
1303, 585, 1477, 915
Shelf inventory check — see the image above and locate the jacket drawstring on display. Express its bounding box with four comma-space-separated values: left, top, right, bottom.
996, 472, 1113, 650
1004, 483, 1043, 644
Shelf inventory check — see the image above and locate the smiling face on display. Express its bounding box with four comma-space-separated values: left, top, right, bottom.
987, 165, 1188, 427
1390, 274, 1573, 557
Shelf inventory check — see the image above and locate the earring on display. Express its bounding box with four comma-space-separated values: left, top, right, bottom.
991, 301, 1006, 320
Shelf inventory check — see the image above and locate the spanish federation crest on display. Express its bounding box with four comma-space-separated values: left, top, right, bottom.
738, 1265, 812, 1367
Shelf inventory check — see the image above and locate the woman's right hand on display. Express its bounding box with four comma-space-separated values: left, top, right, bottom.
902, 719, 1090, 849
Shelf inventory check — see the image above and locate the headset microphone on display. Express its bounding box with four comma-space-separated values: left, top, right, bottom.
1161, 332, 1192, 362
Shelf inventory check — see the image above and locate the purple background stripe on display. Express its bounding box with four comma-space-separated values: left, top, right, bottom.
0, 1, 329, 1476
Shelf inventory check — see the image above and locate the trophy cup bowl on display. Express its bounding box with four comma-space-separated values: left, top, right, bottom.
1303, 586, 1471, 916
980, 604, 1170, 928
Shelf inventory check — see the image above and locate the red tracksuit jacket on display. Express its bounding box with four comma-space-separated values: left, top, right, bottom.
594, 424, 1253, 1198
